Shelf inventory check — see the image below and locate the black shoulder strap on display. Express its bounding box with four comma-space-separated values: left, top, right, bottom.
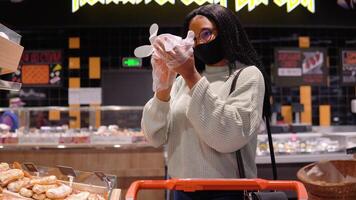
229, 67, 277, 180
229, 68, 247, 178
229, 68, 245, 95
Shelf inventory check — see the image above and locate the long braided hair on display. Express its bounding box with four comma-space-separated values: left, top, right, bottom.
183, 4, 271, 119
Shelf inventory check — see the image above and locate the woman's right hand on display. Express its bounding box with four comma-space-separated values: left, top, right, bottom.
151, 52, 176, 101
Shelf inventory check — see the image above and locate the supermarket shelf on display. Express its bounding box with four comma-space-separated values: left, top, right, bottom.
256, 152, 353, 164
0, 142, 151, 150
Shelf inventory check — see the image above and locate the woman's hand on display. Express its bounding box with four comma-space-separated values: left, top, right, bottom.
171, 54, 201, 89
153, 37, 202, 89
151, 52, 176, 101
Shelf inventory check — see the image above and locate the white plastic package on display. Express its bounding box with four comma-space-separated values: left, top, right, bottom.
151, 51, 177, 92
153, 31, 194, 70
134, 23, 194, 92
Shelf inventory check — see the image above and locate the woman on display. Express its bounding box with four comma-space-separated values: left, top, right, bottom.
141, 4, 271, 200
0, 97, 24, 132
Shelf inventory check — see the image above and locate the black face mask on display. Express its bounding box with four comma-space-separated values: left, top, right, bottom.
193, 36, 224, 65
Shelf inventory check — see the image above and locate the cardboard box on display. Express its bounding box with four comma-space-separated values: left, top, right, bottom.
0, 24, 24, 75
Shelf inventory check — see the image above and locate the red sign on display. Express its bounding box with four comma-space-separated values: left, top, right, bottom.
21, 50, 62, 64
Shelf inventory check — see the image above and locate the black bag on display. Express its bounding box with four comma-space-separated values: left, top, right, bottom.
230, 68, 288, 200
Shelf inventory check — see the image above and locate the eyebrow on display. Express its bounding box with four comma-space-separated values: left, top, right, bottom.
199, 27, 214, 30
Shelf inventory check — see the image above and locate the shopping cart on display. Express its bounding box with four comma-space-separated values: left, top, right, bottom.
125, 178, 308, 200
125, 70, 309, 200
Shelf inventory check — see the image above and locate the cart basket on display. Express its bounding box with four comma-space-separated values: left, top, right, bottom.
125, 178, 308, 200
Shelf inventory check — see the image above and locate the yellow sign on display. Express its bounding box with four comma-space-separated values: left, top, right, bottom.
72, 0, 315, 13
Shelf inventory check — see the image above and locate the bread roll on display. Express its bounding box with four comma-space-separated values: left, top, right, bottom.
33, 193, 47, 200
20, 187, 34, 198
7, 177, 31, 192
65, 191, 90, 200
0, 163, 10, 172
12, 162, 32, 178
30, 176, 57, 186
32, 184, 58, 194
88, 194, 105, 200
0, 169, 24, 187
46, 184, 72, 199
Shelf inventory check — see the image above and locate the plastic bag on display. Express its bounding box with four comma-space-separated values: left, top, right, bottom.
153, 31, 194, 70
151, 51, 177, 92
134, 23, 194, 92
306, 160, 356, 184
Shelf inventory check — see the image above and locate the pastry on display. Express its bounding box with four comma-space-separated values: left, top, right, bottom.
7, 177, 31, 192
0, 169, 24, 187
32, 184, 58, 194
33, 193, 47, 200
30, 176, 57, 186
88, 194, 105, 200
0, 163, 10, 172
46, 184, 72, 199
65, 191, 90, 200
20, 187, 34, 198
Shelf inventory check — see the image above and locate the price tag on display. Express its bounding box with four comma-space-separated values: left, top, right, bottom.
346, 146, 356, 155
57, 165, 77, 177
23, 162, 39, 173
94, 171, 107, 181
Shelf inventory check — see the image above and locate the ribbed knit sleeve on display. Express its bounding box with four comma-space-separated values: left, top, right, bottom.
186, 66, 265, 153
141, 96, 171, 147
141, 77, 183, 148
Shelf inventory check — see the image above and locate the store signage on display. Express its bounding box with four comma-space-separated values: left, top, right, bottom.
274, 48, 328, 86
72, 0, 315, 13
13, 50, 63, 87
21, 50, 62, 64
341, 50, 356, 85
122, 57, 142, 68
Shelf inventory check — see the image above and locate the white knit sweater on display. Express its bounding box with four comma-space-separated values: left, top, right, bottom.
141, 65, 266, 178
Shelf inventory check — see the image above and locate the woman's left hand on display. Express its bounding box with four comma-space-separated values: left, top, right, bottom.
171, 53, 201, 89
154, 37, 202, 89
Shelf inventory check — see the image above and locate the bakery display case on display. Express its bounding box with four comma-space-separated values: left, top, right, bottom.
1, 162, 120, 200
0, 106, 146, 147
257, 133, 343, 156
256, 132, 354, 164
0, 106, 165, 200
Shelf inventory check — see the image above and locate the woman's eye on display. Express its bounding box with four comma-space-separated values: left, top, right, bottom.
200, 30, 212, 41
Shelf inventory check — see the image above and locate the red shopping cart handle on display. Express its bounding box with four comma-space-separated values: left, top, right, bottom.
125, 178, 308, 200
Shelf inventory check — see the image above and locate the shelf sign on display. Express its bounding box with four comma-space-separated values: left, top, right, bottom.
341, 50, 356, 85
274, 48, 328, 87
122, 57, 142, 68
72, 0, 315, 13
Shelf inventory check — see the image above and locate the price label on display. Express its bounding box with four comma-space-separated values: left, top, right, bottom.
23, 162, 38, 173
346, 147, 356, 154
94, 171, 107, 181
57, 165, 77, 177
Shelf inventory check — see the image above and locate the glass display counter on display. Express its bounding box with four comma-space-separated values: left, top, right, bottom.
0, 106, 146, 147
0, 106, 164, 200
1, 162, 120, 200
256, 132, 354, 164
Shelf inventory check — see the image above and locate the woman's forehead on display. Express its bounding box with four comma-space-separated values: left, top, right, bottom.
189, 15, 216, 31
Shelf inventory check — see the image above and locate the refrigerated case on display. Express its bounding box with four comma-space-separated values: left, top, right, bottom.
0, 106, 146, 147
0, 106, 165, 200
256, 132, 350, 163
